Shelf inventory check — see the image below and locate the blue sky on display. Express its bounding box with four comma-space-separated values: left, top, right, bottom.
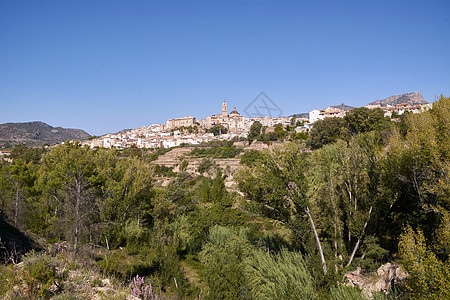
1, 0, 449, 136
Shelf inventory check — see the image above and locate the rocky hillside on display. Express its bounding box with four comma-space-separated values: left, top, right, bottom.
369, 92, 427, 107
0, 121, 91, 149
330, 103, 355, 111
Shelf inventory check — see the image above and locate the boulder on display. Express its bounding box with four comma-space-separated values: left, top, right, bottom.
344, 263, 408, 297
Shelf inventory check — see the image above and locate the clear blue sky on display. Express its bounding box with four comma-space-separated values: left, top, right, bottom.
1, 0, 449, 136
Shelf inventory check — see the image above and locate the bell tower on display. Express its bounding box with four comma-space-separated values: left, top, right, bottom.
222, 100, 228, 117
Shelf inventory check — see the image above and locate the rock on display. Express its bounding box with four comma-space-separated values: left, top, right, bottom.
102, 278, 110, 286
344, 263, 408, 297
369, 92, 427, 107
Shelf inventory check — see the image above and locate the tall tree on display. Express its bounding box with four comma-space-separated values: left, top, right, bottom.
307, 117, 343, 149
236, 142, 328, 274
0, 161, 13, 221
38, 142, 99, 256
248, 121, 262, 143
9, 159, 36, 228
343, 107, 391, 135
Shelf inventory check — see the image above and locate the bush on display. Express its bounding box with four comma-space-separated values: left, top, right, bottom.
0, 265, 15, 298
118, 221, 150, 255
199, 226, 253, 299
130, 274, 159, 300
247, 248, 314, 300
21, 251, 58, 299
240, 150, 263, 167
197, 159, 213, 174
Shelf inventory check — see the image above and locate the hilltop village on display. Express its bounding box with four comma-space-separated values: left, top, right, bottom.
84, 93, 432, 149
84, 100, 303, 149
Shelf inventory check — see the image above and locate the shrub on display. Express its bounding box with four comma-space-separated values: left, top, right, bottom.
247, 248, 314, 300
199, 226, 253, 299
131, 274, 159, 300
197, 159, 213, 174
240, 150, 263, 167
21, 251, 58, 299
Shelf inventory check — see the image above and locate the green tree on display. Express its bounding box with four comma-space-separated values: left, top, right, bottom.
197, 158, 213, 175
343, 107, 391, 135
207, 124, 228, 136
0, 161, 13, 220
9, 159, 37, 228
248, 121, 262, 143
38, 142, 100, 256
10, 145, 45, 164
236, 142, 328, 274
307, 117, 343, 149
101, 155, 154, 246
274, 123, 286, 139
384, 95, 449, 244
290, 114, 297, 125
199, 226, 253, 299
399, 223, 450, 299
240, 149, 263, 167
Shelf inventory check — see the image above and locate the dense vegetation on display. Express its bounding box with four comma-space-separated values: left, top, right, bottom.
0, 96, 448, 299
189, 141, 242, 158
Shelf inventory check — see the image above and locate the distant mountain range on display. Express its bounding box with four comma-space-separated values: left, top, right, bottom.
369, 92, 427, 107
0, 121, 91, 149
289, 113, 309, 119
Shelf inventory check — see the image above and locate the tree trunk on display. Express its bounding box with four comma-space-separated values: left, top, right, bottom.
14, 185, 19, 227
347, 204, 373, 267
305, 205, 327, 274
73, 180, 81, 257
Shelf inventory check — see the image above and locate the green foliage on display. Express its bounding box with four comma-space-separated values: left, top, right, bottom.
153, 164, 176, 177
119, 144, 143, 158
200, 226, 253, 299
248, 121, 262, 143
10, 145, 45, 164
190, 143, 241, 158
236, 143, 308, 223
329, 284, 365, 300
240, 149, 263, 167
307, 117, 343, 149
180, 159, 189, 171
384, 95, 450, 246
197, 158, 213, 174
119, 220, 150, 254
206, 124, 228, 136
97, 249, 154, 281
2, 95, 449, 299
274, 123, 287, 139
359, 236, 389, 271
343, 107, 391, 135
247, 248, 314, 300
0, 264, 15, 298
399, 223, 450, 299
21, 251, 58, 299
184, 204, 247, 254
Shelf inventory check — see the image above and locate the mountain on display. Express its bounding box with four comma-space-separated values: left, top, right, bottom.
289, 113, 309, 119
330, 103, 355, 111
0, 121, 91, 149
369, 92, 427, 107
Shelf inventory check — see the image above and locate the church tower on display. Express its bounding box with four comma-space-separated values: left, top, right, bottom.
222, 100, 228, 117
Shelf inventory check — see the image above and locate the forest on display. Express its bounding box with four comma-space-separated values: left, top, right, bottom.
0, 96, 448, 299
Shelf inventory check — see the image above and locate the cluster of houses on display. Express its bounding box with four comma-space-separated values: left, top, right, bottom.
309, 102, 432, 124
83, 98, 432, 149
84, 101, 301, 149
